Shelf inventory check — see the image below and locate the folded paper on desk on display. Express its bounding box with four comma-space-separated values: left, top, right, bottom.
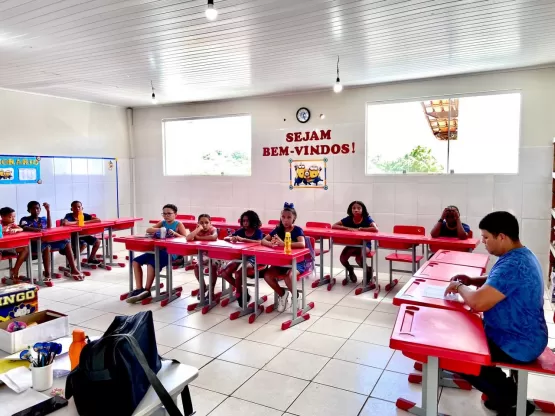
422, 286, 463, 302
0, 366, 31, 393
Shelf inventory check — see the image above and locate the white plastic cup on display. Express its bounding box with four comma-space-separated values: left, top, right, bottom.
31, 363, 54, 391
160, 228, 167, 239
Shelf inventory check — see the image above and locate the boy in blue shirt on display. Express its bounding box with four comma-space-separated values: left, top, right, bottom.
20, 201, 83, 281
61, 200, 101, 265
445, 211, 546, 416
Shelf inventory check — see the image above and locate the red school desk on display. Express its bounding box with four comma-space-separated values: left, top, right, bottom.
260, 225, 380, 297
390, 304, 491, 416
66, 221, 115, 276
241, 244, 313, 330
393, 277, 472, 313
103, 217, 143, 269
114, 235, 173, 305
0, 232, 35, 286
260, 225, 479, 296
429, 249, 489, 273
159, 239, 259, 312
393, 277, 478, 391
414, 261, 485, 282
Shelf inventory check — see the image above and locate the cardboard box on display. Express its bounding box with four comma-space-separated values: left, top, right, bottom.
0, 283, 38, 323
0, 310, 69, 353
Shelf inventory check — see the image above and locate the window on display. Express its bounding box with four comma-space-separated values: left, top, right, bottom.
366, 92, 521, 174
163, 114, 251, 176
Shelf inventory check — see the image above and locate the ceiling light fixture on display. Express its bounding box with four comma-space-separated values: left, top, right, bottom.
320, 114, 326, 119
205, 0, 218, 21
151, 80, 157, 105
333, 56, 343, 93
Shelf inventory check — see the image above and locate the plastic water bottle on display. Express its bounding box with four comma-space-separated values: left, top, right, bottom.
78, 212, 85, 226
0, 225, 3, 239
551, 270, 555, 303
160, 227, 167, 239
284, 232, 292, 255
69, 329, 87, 370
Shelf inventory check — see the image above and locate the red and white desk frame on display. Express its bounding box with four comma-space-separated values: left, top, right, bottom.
114, 235, 180, 306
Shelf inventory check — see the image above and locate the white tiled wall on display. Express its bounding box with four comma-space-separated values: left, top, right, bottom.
131, 68, 555, 278
0, 157, 119, 223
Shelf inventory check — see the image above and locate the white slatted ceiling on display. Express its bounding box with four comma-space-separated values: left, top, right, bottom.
0, 0, 554, 106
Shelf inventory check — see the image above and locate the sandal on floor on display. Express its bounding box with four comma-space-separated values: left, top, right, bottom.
42, 272, 52, 283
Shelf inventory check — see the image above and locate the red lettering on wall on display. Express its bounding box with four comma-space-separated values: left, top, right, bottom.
263, 147, 270, 156
286, 133, 294, 142
331, 144, 341, 154
320, 130, 331, 140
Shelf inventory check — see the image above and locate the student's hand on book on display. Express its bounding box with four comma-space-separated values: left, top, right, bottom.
230, 236, 238, 243
444, 281, 462, 296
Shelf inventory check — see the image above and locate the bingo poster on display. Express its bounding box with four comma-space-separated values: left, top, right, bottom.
0, 156, 41, 185
0, 284, 38, 322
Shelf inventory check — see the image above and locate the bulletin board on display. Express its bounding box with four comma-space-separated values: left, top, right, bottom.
0, 156, 41, 185
0, 155, 120, 219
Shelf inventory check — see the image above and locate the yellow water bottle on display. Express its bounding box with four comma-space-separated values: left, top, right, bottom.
78, 212, 85, 226
284, 232, 292, 254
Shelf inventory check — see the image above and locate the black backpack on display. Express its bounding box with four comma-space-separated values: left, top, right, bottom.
65, 311, 194, 416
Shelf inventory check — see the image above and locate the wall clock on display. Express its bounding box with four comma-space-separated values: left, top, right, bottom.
296, 107, 310, 123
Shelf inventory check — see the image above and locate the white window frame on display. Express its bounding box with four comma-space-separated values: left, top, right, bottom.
162, 113, 252, 177
364, 90, 522, 176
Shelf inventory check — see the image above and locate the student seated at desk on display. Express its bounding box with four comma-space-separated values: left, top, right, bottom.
332, 200, 378, 285
431, 205, 470, 239
262, 203, 305, 312
20, 201, 83, 282
0, 207, 29, 281
127, 204, 188, 303
61, 200, 101, 264
445, 211, 546, 416
221, 210, 264, 307
186, 214, 219, 300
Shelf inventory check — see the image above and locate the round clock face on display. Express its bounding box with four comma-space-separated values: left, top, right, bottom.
296, 107, 310, 123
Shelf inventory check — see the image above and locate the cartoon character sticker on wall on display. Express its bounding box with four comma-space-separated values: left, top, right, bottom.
289, 158, 328, 190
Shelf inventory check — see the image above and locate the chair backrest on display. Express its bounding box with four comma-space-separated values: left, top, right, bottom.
305, 222, 331, 229
211, 217, 226, 222
176, 214, 195, 220
380, 225, 426, 250
56, 219, 61, 227
429, 229, 474, 254
304, 236, 316, 273
268, 220, 280, 225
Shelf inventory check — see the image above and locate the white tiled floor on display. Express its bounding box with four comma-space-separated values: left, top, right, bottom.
6, 257, 555, 416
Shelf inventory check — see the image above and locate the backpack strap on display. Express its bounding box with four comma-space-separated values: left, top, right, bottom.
116, 334, 193, 416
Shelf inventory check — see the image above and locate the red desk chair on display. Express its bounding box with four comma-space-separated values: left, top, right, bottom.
176, 214, 195, 220
305, 222, 335, 290
268, 220, 280, 226
381, 225, 426, 291
264, 236, 316, 330
428, 230, 474, 259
